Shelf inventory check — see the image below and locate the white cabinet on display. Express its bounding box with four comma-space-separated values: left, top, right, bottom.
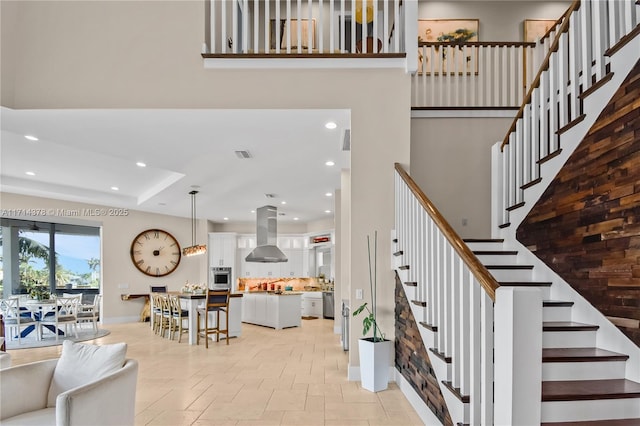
301, 292, 323, 318
209, 233, 237, 268
242, 293, 301, 329
238, 248, 257, 278
279, 249, 303, 277
237, 234, 308, 278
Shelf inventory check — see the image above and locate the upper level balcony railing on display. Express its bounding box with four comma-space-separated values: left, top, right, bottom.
202, 0, 410, 58
202, 0, 567, 108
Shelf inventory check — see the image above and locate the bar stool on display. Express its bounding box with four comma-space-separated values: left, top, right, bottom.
168, 294, 189, 342
196, 290, 230, 348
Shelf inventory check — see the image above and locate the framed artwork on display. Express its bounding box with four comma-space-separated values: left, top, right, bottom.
417, 19, 479, 75
270, 19, 316, 50
524, 19, 556, 42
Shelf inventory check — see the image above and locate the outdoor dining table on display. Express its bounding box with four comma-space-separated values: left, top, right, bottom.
21, 300, 63, 339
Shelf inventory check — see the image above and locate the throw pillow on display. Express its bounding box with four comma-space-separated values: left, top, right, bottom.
46, 340, 127, 407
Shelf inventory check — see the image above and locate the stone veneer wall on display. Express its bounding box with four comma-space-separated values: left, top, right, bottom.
395, 273, 453, 425
517, 60, 640, 346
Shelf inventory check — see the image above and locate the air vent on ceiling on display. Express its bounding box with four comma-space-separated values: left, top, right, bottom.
342, 129, 351, 151
264, 193, 276, 199
234, 150, 252, 159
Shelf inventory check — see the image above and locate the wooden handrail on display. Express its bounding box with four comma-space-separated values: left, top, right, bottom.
395, 163, 500, 301
500, 0, 581, 150
419, 41, 535, 48
538, 9, 570, 44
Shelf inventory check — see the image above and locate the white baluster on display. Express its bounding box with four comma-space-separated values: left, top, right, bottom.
580, 1, 593, 95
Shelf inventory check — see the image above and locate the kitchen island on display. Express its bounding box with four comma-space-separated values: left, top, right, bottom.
241, 291, 302, 329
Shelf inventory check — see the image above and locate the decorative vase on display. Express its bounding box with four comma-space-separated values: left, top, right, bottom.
358, 337, 392, 392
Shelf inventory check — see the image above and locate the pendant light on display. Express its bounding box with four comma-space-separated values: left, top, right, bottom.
182, 190, 207, 257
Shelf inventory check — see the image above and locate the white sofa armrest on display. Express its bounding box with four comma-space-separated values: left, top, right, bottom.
55, 359, 138, 426
0, 359, 58, 420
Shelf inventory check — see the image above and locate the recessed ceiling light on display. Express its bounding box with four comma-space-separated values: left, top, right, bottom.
325, 210, 332, 214
223, 217, 229, 221
25, 171, 36, 176
136, 162, 146, 167
111, 186, 119, 191
325, 161, 335, 166
293, 217, 300, 221
281, 201, 287, 205
251, 210, 255, 213
24, 135, 39, 141
325, 122, 337, 130
325, 192, 333, 197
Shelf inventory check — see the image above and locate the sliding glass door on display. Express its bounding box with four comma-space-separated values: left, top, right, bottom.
0, 219, 101, 299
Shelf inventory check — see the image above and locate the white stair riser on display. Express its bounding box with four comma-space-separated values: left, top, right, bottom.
542, 397, 640, 422
543, 330, 597, 348
497, 286, 550, 299
465, 242, 505, 251
429, 351, 451, 384
474, 254, 519, 264
543, 306, 573, 322
487, 269, 534, 281
543, 361, 627, 380
440, 384, 469, 425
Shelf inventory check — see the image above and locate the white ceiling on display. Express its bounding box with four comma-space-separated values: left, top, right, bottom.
0, 107, 351, 224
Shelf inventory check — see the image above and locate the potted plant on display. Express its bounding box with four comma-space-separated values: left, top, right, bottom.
352, 231, 392, 392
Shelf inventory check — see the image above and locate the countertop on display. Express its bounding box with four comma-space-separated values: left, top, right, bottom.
245, 291, 303, 296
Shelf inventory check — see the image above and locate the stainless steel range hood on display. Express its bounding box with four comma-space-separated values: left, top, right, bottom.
245, 205, 288, 263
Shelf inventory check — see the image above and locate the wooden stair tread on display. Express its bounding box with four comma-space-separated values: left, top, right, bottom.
404, 281, 417, 287
429, 347, 451, 363
392, 250, 403, 256
500, 281, 552, 286
506, 201, 526, 211
419, 321, 437, 332
485, 264, 534, 270
542, 379, 640, 401
398, 265, 410, 270
544, 321, 599, 331
543, 347, 629, 362
542, 419, 640, 426
544, 300, 574, 307
463, 238, 504, 243
441, 380, 470, 403
522, 177, 542, 190
473, 250, 518, 255
411, 300, 427, 307
498, 222, 511, 229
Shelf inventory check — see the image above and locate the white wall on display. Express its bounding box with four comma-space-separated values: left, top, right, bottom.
1, 0, 410, 366
419, 1, 572, 41
410, 115, 513, 238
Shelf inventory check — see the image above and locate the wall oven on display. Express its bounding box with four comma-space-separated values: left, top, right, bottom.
209, 267, 232, 290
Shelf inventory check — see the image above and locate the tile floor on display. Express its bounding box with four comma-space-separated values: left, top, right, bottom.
7, 318, 424, 426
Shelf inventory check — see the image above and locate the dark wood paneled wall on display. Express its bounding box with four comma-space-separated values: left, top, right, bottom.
395, 272, 453, 425
517, 60, 640, 346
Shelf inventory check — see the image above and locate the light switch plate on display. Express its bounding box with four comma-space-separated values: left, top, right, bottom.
356, 289, 363, 300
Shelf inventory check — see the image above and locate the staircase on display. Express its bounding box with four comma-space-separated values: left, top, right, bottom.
393, 0, 640, 424
468, 239, 640, 424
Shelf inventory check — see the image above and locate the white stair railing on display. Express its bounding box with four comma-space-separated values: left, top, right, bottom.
203, 0, 405, 55
412, 42, 535, 108
395, 163, 546, 424
495, 0, 639, 229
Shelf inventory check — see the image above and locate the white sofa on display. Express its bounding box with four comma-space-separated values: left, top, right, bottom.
0, 343, 138, 426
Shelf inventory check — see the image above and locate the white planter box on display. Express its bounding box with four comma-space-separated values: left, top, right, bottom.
358, 338, 392, 392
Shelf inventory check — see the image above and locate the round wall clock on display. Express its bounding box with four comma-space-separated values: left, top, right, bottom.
130, 229, 181, 277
